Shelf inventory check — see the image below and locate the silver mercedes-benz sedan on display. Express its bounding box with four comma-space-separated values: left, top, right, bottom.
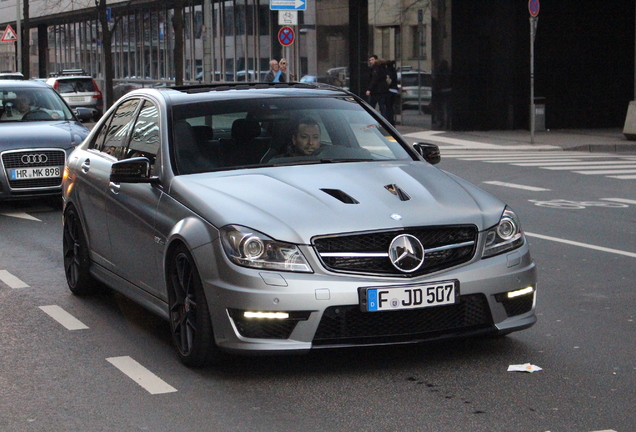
62, 83, 537, 367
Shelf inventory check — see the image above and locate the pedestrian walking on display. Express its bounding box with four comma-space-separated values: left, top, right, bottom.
365, 55, 390, 121
386, 60, 399, 126
279, 58, 294, 81
264, 59, 282, 82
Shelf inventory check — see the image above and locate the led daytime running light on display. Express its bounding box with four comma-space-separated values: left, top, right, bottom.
243, 311, 290, 319
507, 287, 534, 299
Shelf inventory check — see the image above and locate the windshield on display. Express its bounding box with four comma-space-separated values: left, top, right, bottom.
171, 96, 413, 175
0, 87, 74, 122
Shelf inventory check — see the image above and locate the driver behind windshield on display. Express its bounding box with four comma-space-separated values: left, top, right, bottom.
1, 92, 33, 120
287, 116, 321, 156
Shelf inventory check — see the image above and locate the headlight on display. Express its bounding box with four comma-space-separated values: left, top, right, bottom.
220, 225, 312, 273
482, 207, 525, 258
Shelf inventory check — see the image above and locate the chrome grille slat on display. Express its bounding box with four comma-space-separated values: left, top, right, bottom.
2, 149, 66, 190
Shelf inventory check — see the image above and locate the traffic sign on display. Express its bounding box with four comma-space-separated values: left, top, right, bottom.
270, 0, 306, 11
528, 0, 540, 17
278, 26, 295, 46
1, 25, 17, 42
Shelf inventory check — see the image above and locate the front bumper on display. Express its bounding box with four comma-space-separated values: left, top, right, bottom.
193, 238, 537, 354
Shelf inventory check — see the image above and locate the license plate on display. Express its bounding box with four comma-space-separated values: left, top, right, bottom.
69, 96, 86, 102
360, 280, 459, 312
10, 166, 63, 180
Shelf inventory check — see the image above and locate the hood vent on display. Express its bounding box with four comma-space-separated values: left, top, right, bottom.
321, 188, 359, 204
385, 184, 411, 201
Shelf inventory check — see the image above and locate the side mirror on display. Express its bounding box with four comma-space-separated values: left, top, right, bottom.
74, 107, 94, 122
413, 142, 441, 165
110, 157, 159, 184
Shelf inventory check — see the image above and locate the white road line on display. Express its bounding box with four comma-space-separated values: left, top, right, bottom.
525, 232, 636, 258
602, 198, 636, 205
575, 169, 636, 175
106, 356, 177, 395
610, 174, 636, 179
517, 161, 636, 167
483, 181, 550, 191
39, 305, 89, 330
0, 211, 42, 222
0, 270, 29, 288
404, 132, 560, 150
485, 158, 582, 163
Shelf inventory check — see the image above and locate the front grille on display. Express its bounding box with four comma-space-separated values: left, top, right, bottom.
313, 226, 477, 277
1, 149, 66, 190
313, 294, 493, 346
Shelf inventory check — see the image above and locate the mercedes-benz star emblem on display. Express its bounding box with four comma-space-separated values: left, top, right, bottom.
388, 234, 425, 273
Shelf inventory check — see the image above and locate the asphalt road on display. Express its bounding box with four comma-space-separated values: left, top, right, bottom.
1, 142, 634, 432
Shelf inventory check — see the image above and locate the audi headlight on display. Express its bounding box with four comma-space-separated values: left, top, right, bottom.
220, 225, 312, 273
482, 207, 525, 258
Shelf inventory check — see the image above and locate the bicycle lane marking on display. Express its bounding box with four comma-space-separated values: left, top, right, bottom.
525, 232, 636, 258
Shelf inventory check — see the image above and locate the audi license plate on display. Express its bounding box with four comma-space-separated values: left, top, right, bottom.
10, 166, 63, 180
361, 280, 459, 312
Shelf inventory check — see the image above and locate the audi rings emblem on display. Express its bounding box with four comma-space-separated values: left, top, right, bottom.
388, 234, 425, 273
21, 154, 48, 164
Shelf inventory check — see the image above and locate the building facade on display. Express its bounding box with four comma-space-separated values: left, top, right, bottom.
1, 0, 634, 130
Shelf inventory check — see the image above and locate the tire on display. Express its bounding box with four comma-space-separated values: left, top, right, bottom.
62, 206, 97, 295
166, 244, 219, 367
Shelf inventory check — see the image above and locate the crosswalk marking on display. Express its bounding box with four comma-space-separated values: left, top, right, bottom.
441, 150, 636, 180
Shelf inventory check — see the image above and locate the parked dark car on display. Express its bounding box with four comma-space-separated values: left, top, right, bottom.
0, 80, 90, 201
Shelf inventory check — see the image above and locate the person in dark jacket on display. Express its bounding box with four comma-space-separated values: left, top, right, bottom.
264, 59, 281, 82
365, 55, 390, 121
385, 60, 399, 126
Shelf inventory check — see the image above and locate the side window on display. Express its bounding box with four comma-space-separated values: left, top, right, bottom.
128, 100, 160, 164
100, 98, 141, 160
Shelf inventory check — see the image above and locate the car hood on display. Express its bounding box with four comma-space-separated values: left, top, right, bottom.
169, 162, 505, 244
0, 121, 88, 151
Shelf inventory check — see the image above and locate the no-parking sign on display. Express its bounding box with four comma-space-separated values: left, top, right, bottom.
278, 26, 295, 46
528, 0, 540, 17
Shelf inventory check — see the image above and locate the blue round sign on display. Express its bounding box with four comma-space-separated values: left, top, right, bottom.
278, 26, 295, 46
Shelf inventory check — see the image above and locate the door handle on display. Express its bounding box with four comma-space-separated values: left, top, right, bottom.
109, 182, 120, 194
81, 159, 90, 173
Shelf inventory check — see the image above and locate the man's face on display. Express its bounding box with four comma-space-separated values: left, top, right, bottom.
292, 124, 321, 156
271, 61, 279, 71
369, 57, 376, 67
15, 95, 30, 112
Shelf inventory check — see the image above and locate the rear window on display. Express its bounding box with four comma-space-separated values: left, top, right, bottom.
402, 74, 432, 87
59, 78, 95, 93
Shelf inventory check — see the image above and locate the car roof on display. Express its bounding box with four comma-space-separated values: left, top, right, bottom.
123, 83, 354, 105
47, 75, 94, 80
0, 80, 55, 90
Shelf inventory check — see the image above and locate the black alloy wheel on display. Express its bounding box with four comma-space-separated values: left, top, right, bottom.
62, 206, 96, 295
167, 245, 218, 367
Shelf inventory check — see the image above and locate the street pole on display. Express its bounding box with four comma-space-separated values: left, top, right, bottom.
16, 0, 21, 73
417, 9, 423, 115
530, 16, 537, 144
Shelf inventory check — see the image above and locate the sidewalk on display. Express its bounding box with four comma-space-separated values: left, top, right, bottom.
394, 110, 636, 154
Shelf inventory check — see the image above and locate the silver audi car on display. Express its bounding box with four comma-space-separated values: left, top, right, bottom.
62, 83, 537, 367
